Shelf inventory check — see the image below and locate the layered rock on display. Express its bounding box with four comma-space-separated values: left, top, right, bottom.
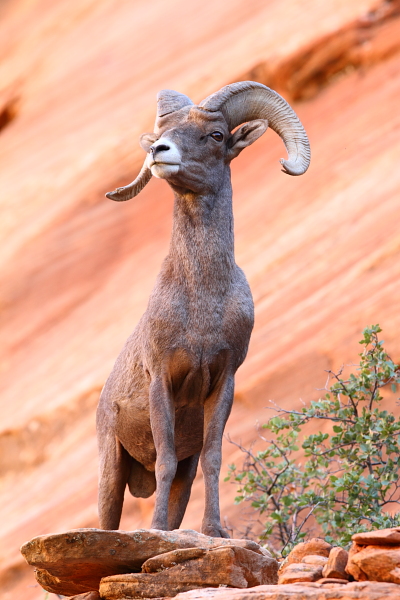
279, 538, 332, 570
67, 582, 400, 600
345, 527, 400, 584
173, 581, 400, 600
69, 594, 100, 600
22, 526, 400, 597
278, 562, 324, 585
322, 547, 349, 580
302, 555, 329, 567
100, 545, 278, 599
21, 528, 278, 596
352, 528, 400, 546
278, 538, 333, 584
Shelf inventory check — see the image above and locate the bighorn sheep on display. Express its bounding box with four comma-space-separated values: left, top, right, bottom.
97, 81, 310, 536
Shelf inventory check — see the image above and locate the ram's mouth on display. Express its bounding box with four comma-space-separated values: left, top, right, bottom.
149, 160, 180, 168
149, 161, 180, 179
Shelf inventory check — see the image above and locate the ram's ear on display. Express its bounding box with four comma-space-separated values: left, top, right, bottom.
140, 132, 158, 152
226, 119, 268, 160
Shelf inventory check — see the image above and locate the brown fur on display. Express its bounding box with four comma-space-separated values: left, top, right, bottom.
97, 91, 305, 536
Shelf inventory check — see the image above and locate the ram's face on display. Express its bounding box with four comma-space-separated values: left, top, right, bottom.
140, 107, 231, 194
105, 83, 310, 204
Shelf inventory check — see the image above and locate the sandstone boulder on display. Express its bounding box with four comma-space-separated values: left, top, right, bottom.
172, 581, 400, 600
352, 528, 400, 546
33, 567, 91, 596
69, 593, 100, 600
279, 538, 332, 573
100, 545, 279, 599
142, 547, 208, 572
302, 555, 329, 566
317, 578, 348, 584
346, 543, 364, 581
20, 528, 270, 596
322, 546, 349, 580
278, 562, 323, 585
346, 543, 400, 584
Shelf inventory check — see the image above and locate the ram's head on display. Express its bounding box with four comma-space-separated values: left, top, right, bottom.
106, 81, 311, 201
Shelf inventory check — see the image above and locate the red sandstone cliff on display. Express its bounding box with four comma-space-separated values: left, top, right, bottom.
1, 0, 400, 597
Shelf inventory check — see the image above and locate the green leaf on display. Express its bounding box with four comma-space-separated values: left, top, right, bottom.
226, 325, 400, 553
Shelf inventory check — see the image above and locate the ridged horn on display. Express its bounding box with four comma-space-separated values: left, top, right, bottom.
105, 161, 152, 202
157, 89, 194, 118
106, 91, 193, 202
199, 81, 310, 176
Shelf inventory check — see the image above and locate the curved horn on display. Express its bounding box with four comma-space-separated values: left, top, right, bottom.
105, 161, 152, 202
157, 89, 193, 118
199, 81, 310, 176
106, 90, 194, 202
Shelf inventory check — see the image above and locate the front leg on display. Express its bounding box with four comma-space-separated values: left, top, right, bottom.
149, 377, 177, 530
201, 372, 234, 538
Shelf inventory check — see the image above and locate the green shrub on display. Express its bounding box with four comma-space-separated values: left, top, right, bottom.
227, 325, 400, 555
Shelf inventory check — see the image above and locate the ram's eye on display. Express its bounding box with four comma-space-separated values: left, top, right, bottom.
210, 131, 223, 142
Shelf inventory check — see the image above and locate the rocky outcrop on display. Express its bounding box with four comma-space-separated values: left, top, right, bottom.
278, 562, 324, 584
322, 547, 349, 580
277, 539, 351, 586
277, 538, 332, 584
172, 581, 400, 600
302, 555, 329, 566
69, 594, 100, 600
279, 538, 332, 571
278, 528, 400, 588
22, 527, 400, 597
100, 546, 278, 599
21, 528, 278, 596
142, 547, 208, 572
66, 582, 400, 600
345, 527, 400, 584
352, 528, 400, 546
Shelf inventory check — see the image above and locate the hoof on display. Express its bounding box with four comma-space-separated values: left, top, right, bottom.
201, 523, 230, 538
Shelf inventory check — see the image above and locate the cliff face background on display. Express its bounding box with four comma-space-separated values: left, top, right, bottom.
1, 0, 400, 597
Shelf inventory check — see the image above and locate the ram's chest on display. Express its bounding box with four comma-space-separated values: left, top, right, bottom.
146, 277, 253, 349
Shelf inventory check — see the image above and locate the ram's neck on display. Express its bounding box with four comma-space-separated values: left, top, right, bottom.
166, 172, 235, 291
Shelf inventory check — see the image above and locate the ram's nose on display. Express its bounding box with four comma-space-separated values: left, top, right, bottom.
147, 137, 181, 179
150, 142, 171, 156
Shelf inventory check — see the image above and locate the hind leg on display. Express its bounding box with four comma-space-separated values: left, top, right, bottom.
168, 453, 200, 530
97, 425, 130, 530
